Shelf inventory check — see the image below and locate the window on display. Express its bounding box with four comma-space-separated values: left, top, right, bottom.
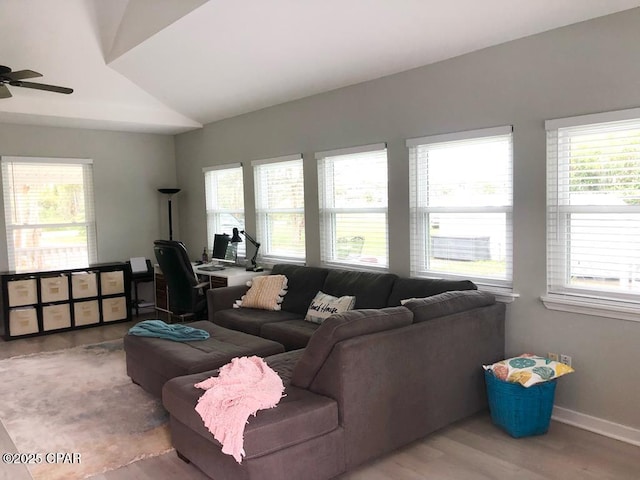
253, 154, 305, 263
1, 157, 97, 272
544, 108, 640, 319
408, 126, 513, 289
204, 163, 245, 258
317, 143, 388, 269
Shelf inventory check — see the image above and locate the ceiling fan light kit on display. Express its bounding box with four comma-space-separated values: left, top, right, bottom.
0, 65, 73, 98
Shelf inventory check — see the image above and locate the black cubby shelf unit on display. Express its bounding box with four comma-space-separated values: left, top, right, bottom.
0, 262, 132, 340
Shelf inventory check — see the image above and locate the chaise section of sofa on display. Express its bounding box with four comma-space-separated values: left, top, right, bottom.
163, 349, 345, 480
162, 306, 414, 480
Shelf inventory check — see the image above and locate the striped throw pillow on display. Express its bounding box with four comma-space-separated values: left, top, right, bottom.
233, 275, 288, 311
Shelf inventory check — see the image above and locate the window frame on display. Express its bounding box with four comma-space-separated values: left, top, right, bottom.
1, 156, 97, 272
407, 126, 514, 293
203, 163, 245, 259
543, 107, 640, 321
316, 143, 389, 271
252, 154, 305, 264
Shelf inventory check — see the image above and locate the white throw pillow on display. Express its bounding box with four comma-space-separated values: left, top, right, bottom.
304, 291, 356, 324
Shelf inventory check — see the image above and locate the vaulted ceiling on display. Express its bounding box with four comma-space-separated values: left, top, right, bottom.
1, 0, 639, 135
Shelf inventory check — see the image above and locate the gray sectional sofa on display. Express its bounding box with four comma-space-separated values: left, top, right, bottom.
159, 264, 506, 480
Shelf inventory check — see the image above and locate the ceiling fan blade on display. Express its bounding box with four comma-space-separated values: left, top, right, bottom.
10, 81, 73, 94
0, 84, 12, 98
3, 69, 43, 81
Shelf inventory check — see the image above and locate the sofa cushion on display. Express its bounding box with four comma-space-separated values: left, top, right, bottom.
403, 290, 495, 323
261, 320, 321, 351
271, 264, 330, 314
291, 307, 413, 389
163, 369, 338, 461
264, 349, 306, 385
213, 308, 304, 336
322, 270, 398, 309
387, 277, 477, 306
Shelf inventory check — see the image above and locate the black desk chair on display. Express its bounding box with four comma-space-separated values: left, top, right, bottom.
153, 240, 208, 322
126, 258, 154, 317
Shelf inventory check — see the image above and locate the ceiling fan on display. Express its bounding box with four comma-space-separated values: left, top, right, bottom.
0, 65, 73, 98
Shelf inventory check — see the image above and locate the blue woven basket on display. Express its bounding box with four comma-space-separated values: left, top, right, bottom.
484, 369, 557, 438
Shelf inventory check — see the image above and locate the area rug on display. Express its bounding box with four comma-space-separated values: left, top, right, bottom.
0, 340, 172, 480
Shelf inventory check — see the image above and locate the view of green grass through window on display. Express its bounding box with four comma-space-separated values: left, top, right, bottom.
254, 156, 305, 261
555, 123, 640, 294
317, 144, 388, 268
1, 158, 96, 272
204, 165, 245, 258
409, 127, 513, 286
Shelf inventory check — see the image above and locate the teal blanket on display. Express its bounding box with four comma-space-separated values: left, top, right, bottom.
128, 320, 210, 341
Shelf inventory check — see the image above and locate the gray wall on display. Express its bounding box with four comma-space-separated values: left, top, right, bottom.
0, 123, 177, 271
175, 8, 640, 429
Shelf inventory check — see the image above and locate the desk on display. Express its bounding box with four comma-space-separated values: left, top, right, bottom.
193, 265, 268, 288
154, 265, 267, 314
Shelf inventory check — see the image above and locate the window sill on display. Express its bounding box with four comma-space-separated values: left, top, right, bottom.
478, 285, 519, 304
541, 294, 640, 323
320, 261, 390, 274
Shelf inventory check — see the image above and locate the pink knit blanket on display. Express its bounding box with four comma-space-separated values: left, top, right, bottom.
194, 356, 285, 463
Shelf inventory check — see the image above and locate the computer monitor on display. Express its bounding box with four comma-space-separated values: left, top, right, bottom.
212, 234, 229, 260
211, 234, 236, 266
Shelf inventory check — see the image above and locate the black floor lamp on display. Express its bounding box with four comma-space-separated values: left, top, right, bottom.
158, 188, 181, 240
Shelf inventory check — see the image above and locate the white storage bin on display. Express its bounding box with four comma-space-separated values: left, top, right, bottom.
74, 300, 99, 326
102, 296, 127, 322
71, 272, 98, 299
7, 278, 37, 307
41, 275, 69, 303
42, 304, 71, 331
9, 307, 39, 336
100, 271, 125, 295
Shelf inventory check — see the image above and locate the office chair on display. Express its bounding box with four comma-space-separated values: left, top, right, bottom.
153, 240, 208, 322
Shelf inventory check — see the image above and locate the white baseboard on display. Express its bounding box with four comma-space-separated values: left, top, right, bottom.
552, 406, 640, 447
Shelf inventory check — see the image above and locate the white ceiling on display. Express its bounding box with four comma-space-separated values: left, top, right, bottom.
1, 0, 639, 135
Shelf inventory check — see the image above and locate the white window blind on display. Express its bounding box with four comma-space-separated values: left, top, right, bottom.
253, 155, 305, 263
546, 110, 640, 306
317, 143, 388, 269
204, 163, 245, 258
1, 157, 97, 272
408, 126, 513, 287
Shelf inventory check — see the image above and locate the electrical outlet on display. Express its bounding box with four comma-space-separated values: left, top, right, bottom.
547, 352, 559, 362
560, 354, 572, 367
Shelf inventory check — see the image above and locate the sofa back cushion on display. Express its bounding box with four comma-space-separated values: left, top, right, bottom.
387, 277, 477, 306
403, 290, 495, 323
291, 306, 413, 389
271, 264, 330, 315
322, 270, 398, 309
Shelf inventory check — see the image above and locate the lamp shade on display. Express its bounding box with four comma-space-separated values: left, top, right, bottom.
230, 227, 243, 243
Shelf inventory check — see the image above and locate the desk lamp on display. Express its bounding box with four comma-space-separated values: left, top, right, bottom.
231, 227, 263, 272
